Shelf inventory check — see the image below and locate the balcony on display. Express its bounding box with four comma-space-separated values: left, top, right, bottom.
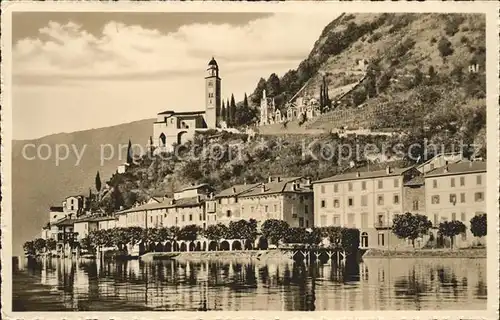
374, 221, 392, 229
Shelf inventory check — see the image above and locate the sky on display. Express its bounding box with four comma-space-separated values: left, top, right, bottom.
12, 12, 339, 140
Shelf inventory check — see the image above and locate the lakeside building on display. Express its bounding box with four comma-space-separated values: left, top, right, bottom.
41, 195, 89, 241
117, 184, 212, 230
424, 161, 486, 248
206, 176, 314, 229
73, 215, 118, 242
312, 166, 422, 249
152, 57, 220, 153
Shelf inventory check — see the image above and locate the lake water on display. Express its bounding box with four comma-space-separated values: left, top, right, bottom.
12, 256, 487, 311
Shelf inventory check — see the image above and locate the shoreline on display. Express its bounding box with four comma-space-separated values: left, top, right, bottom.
363, 248, 487, 259
140, 249, 295, 264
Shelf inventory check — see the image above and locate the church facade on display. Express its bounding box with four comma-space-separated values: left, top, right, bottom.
153, 57, 221, 152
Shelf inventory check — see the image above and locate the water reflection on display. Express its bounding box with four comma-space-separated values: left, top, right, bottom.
13, 257, 487, 311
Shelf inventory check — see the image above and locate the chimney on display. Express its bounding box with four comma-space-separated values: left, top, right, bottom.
356, 171, 360, 178
268, 176, 273, 183
291, 182, 297, 191
305, 177, 312, 185
119, 206, 124, 211
444, 166, 449, 173
243, 178, 247, 185
277, 176, 281, 182
232, 187, 237, 194
386, 167, 391, 174
261, 185, 266, 193
197, 195, 202, 203
170, 199, 175, 205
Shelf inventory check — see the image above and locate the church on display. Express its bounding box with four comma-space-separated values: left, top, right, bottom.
152, 57, 221, 152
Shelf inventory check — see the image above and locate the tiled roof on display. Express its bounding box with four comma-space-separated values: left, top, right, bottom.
74, 215, 118, 223
157, 110, 205, 116
118, 196, 204, 215
239, 177, 310, 197
215, 183, 262, 198
425, 161, 486, 177
314, 166, 414, 184
54, 218, 77, 227
179, 183, 209, 192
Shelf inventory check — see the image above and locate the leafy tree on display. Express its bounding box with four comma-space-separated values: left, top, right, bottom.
126, 139, 133, 165
438, 37, 454, 58
266, 73, 281, 97
228, 219, 258, 240
205, 224, 229, 248
45, 238, 57, 251
438, 220, 466, 249
250, 77, 267, 106
341, 228, 360, 253
261, 219, 289, 246
470, 214, 487, 238
392, 212, 432, 248
178, 225, 200, 241
80, 236, 95, 254
95, 171, 102, 192
234, 93, 256, 126
23, 241, 35, 255
33, 238, 47, 254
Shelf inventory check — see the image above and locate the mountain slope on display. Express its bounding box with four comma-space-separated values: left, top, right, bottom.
248, 13, 486, 133
12, 119, 153, 255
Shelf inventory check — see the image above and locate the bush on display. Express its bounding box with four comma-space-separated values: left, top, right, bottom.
438, 37, 454, 57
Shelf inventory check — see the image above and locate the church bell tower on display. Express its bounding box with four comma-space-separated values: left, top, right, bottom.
205, 57, 221, 129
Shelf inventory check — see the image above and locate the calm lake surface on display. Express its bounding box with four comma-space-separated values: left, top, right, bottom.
13, 256, 487, 311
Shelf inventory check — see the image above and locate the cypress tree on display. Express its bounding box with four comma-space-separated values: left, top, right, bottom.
226, 98, 231, 126
230, 94, 237, 126
221, 100, 226, 123
126, 139, 133, 165
95, 171, 102, 192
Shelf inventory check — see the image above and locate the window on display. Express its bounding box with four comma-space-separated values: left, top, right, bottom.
394, 179, 399, 188
306, 220, 309, 228
226, 210, 232, 217
333, 184, 338, 193
176, 217, 178, 224
450, 178, 455, 187
274, 204, 278, 212
476, 175, 482, 185
348, 197, 354, 207
361, 213, 368, 228
431, 195, 440, 204
377, 214, 385, 225
393, 194, 400, 204
460, 177, 465, 186
333, 215, 341, 226
377, 195, 384, 206
451, 212, 457, 220
333, 199, 340, 208
347, 214, 355, 227
474, 192, 484, 202
321, 185, 325, 193
361, 195, 368, 207
299, 218, 304, 227
251, 206, 254, 213
433, 180, 438, 188
265, 205, 269, 212
412, 200, 419, 211
189, 214, 193, 221
378, 180, 383, 189
460, 193, 466, 203
348, 182, 353, 191
292, 213, 298, 219
321, 200, 326, 208
320, 215, 327, 226
361, 181, 366, 190
304, 205, 309, 214
449, 193, 457, 204
182, 215, 185, 222
378, 233, 385, 246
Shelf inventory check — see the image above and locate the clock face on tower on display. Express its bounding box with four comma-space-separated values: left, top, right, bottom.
208, 81, 213, 87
